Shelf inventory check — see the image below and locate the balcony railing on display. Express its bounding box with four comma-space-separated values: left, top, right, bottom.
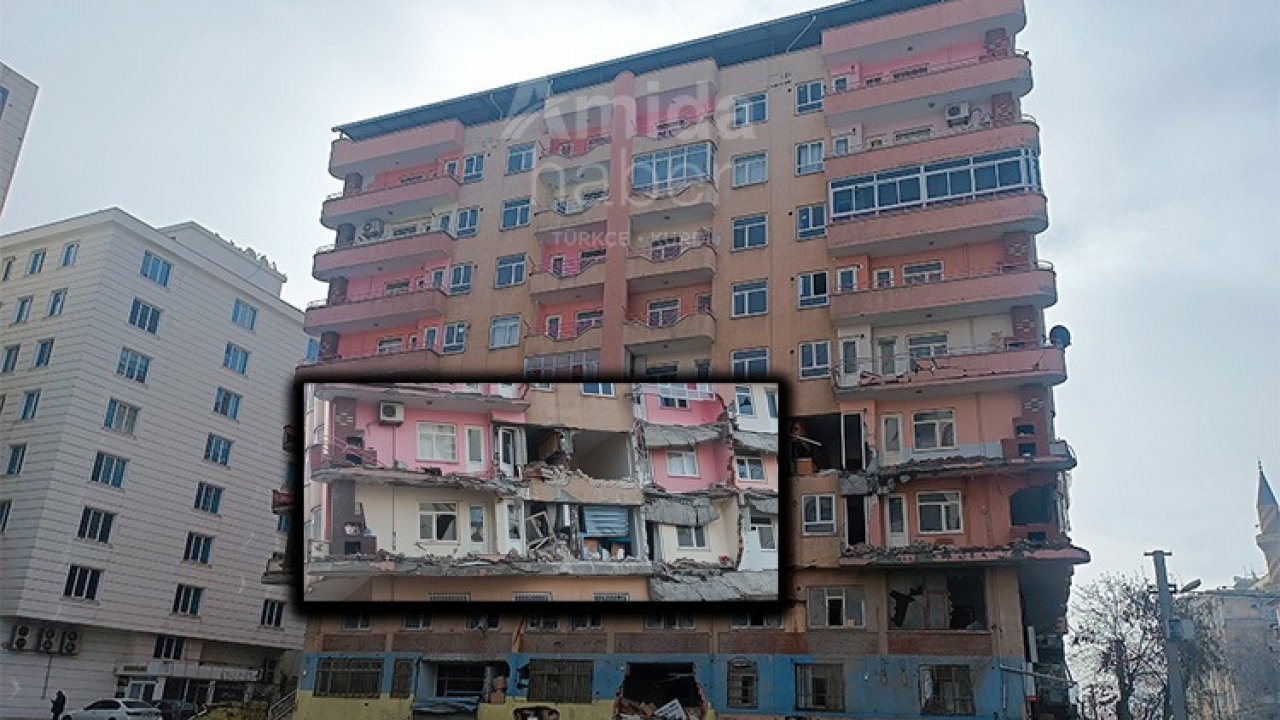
638, 112, 716, 140
538, 255, 606, 279
306, 282, 449, 310
309, 439, 378, 470
630, 175, 715, 199
831, 260, 1054, 298
834, 114, 1038, 160
633, 382, 717, 401
626, 307, 713, 330
541, 318, 604, 341
550, 191, 608, 216
540, 134, 612, 159
833, 342, 1065, 392
314, 224, 459, 255
831, 50, 1026, 96
627, 229, 715, 262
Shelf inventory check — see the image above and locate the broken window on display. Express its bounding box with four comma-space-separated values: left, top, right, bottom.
433, 663, 490, 697
750, 513, 777, 550
920, 665, 975, 715
795, 663, 843, 711
727, 659, 758, 708
676, 525, 707, 549
1010, 485, 1056, 526
730, 611, 782, 629
467, 614, 499, 630
403, 612, 430, 630
315, 658, 382, 698
390, 659, 414, 698
508, 502, 523, 540
807, 587, 865, 628
887, 571, 987, 630
645, 613, 695, 630
846, 496, 868, 545
568, 613, 602, 630
528, 659, 593, 703
620, 663, 702, 715
419, 502, 458, 542
527, 613, 558, 630
918, 491, 963, 534
802, 494, 836, 535
735, 456, 766, 482
912, 410, 956, 450
469, 505, 486, 543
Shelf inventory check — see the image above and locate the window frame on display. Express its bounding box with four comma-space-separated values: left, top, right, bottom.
731, 214, 768, 250
798, 270, 829, 309
796, 140, 825, 175
797, 203, 827, 240
419, 502, 460, 543
799, 340, 831, 380
733, 92, 768, 127
917, 491, 965, 534
795, 80, 824, 114
731, 280, 769, 318
912, 409, 957, 451
488, 315, 521, 349
417, 422, 458, 462
675, 524, 708, 549
500, 197, 532, 229
731, 152, 768, 188
802, 494, 837, 535
666, 450, 700, 478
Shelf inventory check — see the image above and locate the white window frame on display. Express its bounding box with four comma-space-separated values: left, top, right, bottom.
675, 525, 708, 549
802, 494, 836, 535
796, 140, 824, 175
917, 491, 964, 534
27, 249, 46, 275
449, 264, 474, 294
797, 203, 826, 240
442, 322, 468, 354
647, 299, 680, 328
903, 260, 944, 285
231, 299, 258, 331
912, 409, 957, 450
456, 207, 479, 237
495, 255, 527, 288
506, 143, 535, 174
798, 340, 831, 380
731, 215, 768, 250
873, 268, 894, 288
489, 315, 521, 349
501, 197, 531, 229
735, 456, 766, 482
731, 280, 769, 318
419, 502, 459, 543
417, 422, 458, 462
462, 153, 484, 183
807, 586, 866, 628
798, 270, 829, 308
581, 382, 614, 397
796, 80, 824, 114
836, 266, 859, 293
735, 385, 756, 416
731, 349, 768, 380
60, 242, 79, 267
13, 296, 32, 324
666, 450, 699, 477
733, 93, 767, 127
47, 289, 67, 317
732, 152, 768, 187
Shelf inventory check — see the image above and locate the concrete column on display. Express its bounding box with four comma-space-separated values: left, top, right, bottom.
601, 71, 637, 376
335, 223, 356, 249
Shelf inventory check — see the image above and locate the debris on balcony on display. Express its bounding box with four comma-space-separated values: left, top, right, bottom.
841, 539, 1091, 566
649, 565, 777, 601
731, 429, 777, 454
616, 662, 707, 720
637, 421, 725, 449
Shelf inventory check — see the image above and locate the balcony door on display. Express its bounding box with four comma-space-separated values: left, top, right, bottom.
465, 426, 485, 473
885, 494, 909, 547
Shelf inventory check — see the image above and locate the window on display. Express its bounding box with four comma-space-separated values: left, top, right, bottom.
1, 345, 17, 373
581, 382, 614, 397
796, 80, 823, 113
153, 636, 184, 660
731, 611, 782, 629
77, 507, 115, 543
12, 296, 32, 324
527, 612, 558, 629
27, 249, 46, 275
419, 501, 459, 542
451, 207, 480, 238
631, 142, 713, 193
468, 505, 485, 543
315, 658, 383, 698
128, 299, 161, 333
442, 322, 468, 354
203, 434, 232, 466
0, 256, 12, 280
261, 599, 285, 628
796, 140, 824, 175
507, 143, 535, 173
213, 388, 242, 419
731, 214, 767, 250
647, 299, 680, 328
913, 410, 956, 450
231, 299, 258, 330
4, 444, 24, 475
799, 341, 831, 379
390, 659, 414, 699
921, 665, 975, 715
32, 339, 53, 368
836, 266, 858, 293
194, 482, 223, 514
64, 565, 102, 600
735, 457, 766, 482
569, 613, 603, 629
19, 390, 40, 420
489, 315, 521, 349
403, 613, 431, 630
750, 512, 777, 550
735, 386, 756, 416
798, 271, 829, 308
341, 614, 372, 630
645, 614, 695, 630
528, 660, 593, 704
795, 664, 844, 712
172, 584, 204, 615
803, 494, 836, 535
797, 203, 826, 240
178, 531, 214, 563
908, 330, 949, 360
467, 614, 499, 630
903, 260, 944, 285
41, 289, 65, 319
667, 450, 699, 477
60, 243, 79, 267
676, 524, 708, 548
277, 514, 291, 533
462, 153, 484, 183
115, 347, 151, 383
732, 153, 768, 187
727, 660, 759, 708
807, 587, 866, 628
829, 148, 1040, 220
222, 343, 250, 374
91, 452, 128, 487
732, 280, 769, 317
918, 491, 964, 534
140, 251, 172, 286
733, 93, 767, 126
732, 349, 768, 380
0, 499, 10, 532
495, 254, 526, 287
417, 423, 457, 461
501, 197, 531, 229
766, 389, 778, 418
449, 263, 474, 294
874, 268, 894, 288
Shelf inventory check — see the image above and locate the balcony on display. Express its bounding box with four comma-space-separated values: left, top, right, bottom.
632, 113, 719, 156
312, 229, 454, 282
329, 119, 465, 180
827, 189, 1048, 258
822, 0, 1026, 65
303, 286, 448, 335
523, 323, 603, 357
529, 258, 607, 304
833, 343, 1067, 400
533, 192, 611, 236
629, 179, 718, 233
539, 134, 613, 177
840, 543, 1090, 569
828, 119, 1039, 180
826, 53, 1033, 127
829, 263, 1056, 327
296, 347, 442, 379
320, 174, 461, 230
625, 231, 717, 292
624, 311, 716, 354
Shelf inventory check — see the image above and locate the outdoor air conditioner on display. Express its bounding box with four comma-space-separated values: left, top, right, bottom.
58, 628, 81, 656
378, 402, 405, 425
361, 218, 385, 239
7, 623, 34, 651
944, 102, 971, 126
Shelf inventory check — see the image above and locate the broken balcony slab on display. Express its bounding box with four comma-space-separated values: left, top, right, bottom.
311, 465, 525, 495
838, 540, 1091, 567
523, 469, 645, 505
307, 556, 658, 577
643, 494, 720, 526
732, 429, 778, 454
638, 420, 725, 448
834, 452, 1077, 495
648, 569, 779, 601
743, 491, 779, 515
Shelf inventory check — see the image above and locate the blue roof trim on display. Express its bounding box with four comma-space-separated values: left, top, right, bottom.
334, 0, 943, 141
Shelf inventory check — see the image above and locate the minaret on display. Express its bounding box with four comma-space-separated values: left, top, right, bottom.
1256, 463, 1280, 589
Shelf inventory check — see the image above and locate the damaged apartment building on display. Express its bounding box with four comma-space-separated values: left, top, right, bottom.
300, 382, 779, 603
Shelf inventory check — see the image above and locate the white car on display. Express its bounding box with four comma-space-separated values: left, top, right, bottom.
63, 699, 163, 720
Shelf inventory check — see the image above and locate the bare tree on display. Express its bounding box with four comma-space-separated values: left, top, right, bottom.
1069, 572, 1221, 720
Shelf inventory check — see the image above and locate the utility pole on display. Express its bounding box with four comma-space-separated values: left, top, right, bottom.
1146, 549, 1189, 720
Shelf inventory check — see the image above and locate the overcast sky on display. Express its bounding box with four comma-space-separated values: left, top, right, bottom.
2, 1, 1277, 590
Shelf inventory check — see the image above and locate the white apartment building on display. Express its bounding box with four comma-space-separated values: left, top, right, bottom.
0, 63, 38, 218
0, 209, 306, 718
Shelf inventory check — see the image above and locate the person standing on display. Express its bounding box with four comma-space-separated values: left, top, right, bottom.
50, 691, 67, 720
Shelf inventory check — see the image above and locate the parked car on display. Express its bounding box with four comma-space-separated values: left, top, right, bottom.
151, 700, 197, 720
62, 699, 163, 720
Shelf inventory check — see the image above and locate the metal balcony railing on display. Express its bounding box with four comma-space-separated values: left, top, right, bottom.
539, 134, 612, 159
829, 260, 1054, 297
627, 228, 716, 261
324, 167, 460, 203
830, 49, 1028, 96
314, 223, 458, 255
832, 341, 1062, 389
305, 282, 449, 310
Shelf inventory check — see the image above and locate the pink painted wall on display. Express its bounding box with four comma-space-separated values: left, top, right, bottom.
634, 96, 716, 137
641, 392, 723, 426
368, 153, 462, 190
625, 284, 712, 321
537, 236, 610, 271
536, 299, 605, 334
650, 441, 725, 493
872, 473, 1055, 547
350, 401, 519, 475
341, 262, 450, 299
731, 453, 779, 492
842, 239, 1007, 290
839, 389, 1023, 450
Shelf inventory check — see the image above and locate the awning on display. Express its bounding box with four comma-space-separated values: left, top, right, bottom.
645, 495, 719, 526
732, 430, 778, 454
583, 505, 631, 536
639, 421, 724, 448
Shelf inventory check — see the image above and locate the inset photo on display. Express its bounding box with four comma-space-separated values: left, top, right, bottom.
298, 381, 781, 604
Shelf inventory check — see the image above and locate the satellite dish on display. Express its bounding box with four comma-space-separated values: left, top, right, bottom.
1049, 325, 1071, 349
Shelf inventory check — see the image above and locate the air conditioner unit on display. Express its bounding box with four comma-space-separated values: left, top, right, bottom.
944, 102, 971, 126
7, 623, 34, 651
361, 218, 385, 239
58, 628, 81, 656
867, 137, 887, 149
378, 402, 405, 425
558, 143, 574, 157
832, 75, 850, 93
36, 626, 57, 653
